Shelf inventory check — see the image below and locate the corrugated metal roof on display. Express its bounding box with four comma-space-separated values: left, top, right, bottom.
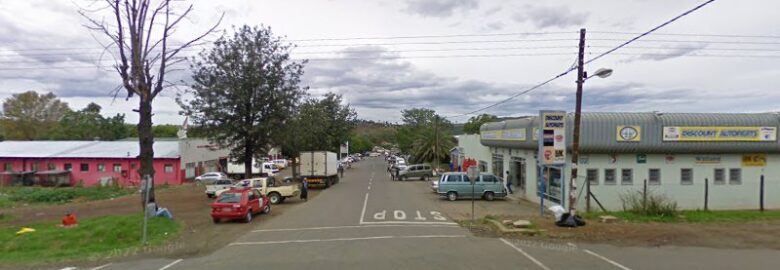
0, 141, 180, 158
481, 112, 780, 153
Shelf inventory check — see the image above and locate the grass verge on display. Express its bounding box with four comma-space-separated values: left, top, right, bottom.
0, 214, 181, 264
0, 186, 134, 208
586, 210, 780, 223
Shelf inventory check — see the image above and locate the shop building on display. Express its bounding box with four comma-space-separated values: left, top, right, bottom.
457, 112, 780, 210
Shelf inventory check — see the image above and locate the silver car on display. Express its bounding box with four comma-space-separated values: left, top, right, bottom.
398, 164, 433, 181
194, 172, 229, 184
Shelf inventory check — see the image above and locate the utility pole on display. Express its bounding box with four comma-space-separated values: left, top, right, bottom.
565, 28, 586, 227
434, 116, 439, 168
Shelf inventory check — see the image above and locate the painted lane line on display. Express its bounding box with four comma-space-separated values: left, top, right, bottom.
230, 235, 466, 246
583, 249, 632, 270
158, 259, 183, 270
89, 263, 113, 270
500, 238, 551, 270
252, 224, 460, 233
360, 221, 458, 225
359, 192, 369, 224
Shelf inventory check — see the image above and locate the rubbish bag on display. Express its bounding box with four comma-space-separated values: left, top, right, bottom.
555, 213, 586, 227
548, 205, 566, 222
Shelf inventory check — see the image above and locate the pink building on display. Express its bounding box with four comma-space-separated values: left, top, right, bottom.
0, 141, 184, 187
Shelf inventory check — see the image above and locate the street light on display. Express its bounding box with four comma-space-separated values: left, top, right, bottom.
587, 68, 613, 80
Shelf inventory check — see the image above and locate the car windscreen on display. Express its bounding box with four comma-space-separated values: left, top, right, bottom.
217, 193, 242, 203
215, 180, 232, 185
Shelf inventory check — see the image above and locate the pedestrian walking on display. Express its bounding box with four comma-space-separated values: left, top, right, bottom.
394, 166, 400, 181
300, 180, 308, 201
338, 163, 345, 178
505, 170, 513, 194
390, 166, 396, 181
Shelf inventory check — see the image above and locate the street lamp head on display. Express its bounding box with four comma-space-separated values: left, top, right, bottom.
593, 68, 613, 78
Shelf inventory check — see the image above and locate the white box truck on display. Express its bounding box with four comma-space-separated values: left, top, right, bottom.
227, 158, 278, 179
298, 151, 339, 188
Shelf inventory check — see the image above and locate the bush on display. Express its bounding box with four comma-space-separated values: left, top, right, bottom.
3, 186, 132, 205
620, 189, 678, 218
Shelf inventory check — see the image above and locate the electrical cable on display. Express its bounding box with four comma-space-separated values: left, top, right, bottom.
443, 0, 719, 119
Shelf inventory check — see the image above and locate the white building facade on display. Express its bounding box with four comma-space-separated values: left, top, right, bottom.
457, 112, 780, 211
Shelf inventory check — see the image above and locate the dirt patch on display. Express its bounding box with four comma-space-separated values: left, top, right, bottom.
431, 195, 780, 250
0, 179, 320, 266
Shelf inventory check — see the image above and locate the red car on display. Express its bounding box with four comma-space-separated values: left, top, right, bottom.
211, 187, 271, 223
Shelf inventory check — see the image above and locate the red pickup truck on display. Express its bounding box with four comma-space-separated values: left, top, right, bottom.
211, 187, 271, 223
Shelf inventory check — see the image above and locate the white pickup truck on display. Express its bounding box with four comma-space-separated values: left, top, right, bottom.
205, 179, 234, 198
215, 176, 300, 204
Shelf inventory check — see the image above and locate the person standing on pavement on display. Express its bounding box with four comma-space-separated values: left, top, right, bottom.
338, 162, 344, 178
505, 170, 513, 194
300, 180, 308, 201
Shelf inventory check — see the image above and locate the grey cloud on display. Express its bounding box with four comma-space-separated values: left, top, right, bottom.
402, 0, 478, 18
302, 46, 707, 121
483, 21, 506, 31
632, 43, 708, 62
512, 5, 589, 29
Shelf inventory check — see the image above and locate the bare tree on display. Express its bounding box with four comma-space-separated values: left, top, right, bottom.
80, 0, 222, 206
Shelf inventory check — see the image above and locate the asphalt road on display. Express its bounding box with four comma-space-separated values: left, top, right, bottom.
67, 157, 779, 270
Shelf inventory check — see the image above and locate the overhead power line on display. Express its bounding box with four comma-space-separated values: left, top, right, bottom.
445, 0, 719, 119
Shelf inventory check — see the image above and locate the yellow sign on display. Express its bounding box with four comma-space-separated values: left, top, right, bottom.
616, 126, 641, 142
481, 129, 527, 141
742, 154, 767, 167
663, 126, 777, 142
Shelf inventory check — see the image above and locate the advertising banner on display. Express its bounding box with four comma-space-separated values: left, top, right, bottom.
663, 126, 777, 142
742, 154, 767, 167
540, 111, 566, 165
616, 125, 641, 142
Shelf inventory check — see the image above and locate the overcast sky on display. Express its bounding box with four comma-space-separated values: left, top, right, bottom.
1, 0, 779, 124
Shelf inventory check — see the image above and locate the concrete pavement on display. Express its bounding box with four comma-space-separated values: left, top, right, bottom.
66, 157, 780, 270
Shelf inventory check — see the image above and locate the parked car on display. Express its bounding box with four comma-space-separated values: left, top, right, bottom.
437, 172, 507, 201
211, 187, 270, 223
398, 164, 434, 181
272, 159, 288, 169
195, 172, 229, 184
215, 177, 300, 204
205, 179, 234, 198
430, 175, 441, 192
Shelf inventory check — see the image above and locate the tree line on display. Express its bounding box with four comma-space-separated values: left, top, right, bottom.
0, 91, 190, 141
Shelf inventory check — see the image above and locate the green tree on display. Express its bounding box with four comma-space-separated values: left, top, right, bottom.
0, 91, 71, 140
152, 125, 179, 137
182, 25, 306, 178
51, 102, 128, 140
463, 114, 498, 134
349, 133, 373, 154
278, 93, 356, 178
395, 108, 453, 165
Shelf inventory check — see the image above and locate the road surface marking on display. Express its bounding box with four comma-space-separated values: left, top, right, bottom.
252, 224, 460, 233
359, 192, 369, 224
583, 249, 632, 270
90, 263, 112, 270
230, 235, 466, 246
158, 259, 183, 270
500, 238, 551, 270
360, 221, 458, 225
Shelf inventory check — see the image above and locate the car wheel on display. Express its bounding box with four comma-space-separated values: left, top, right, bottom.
212, 217, 220, 224
244, 210, 253, 223
269, 192, 282, 204
484, 191, 495, 201
262, 204, 271, 214
447, 191, 458, 201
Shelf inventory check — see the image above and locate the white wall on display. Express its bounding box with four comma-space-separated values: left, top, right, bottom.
579, 153, 780, 211
457, 134, 493, 170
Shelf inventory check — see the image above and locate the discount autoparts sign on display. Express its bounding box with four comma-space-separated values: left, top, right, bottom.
663, 126, 777, 142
